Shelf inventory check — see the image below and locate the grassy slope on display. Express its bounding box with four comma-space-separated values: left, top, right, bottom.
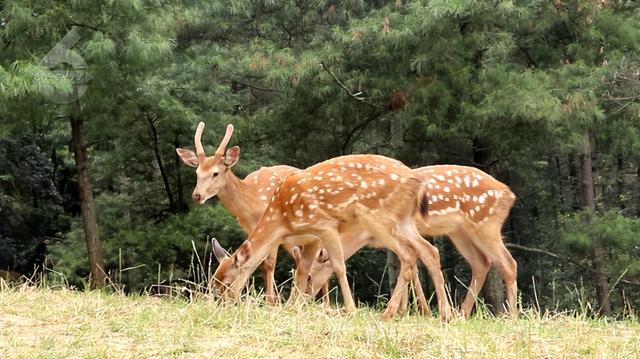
1, 288, 639, 358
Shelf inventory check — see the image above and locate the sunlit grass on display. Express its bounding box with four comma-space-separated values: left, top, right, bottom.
1, 285, 639, 358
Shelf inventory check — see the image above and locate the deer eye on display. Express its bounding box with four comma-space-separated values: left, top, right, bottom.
212, 172, 219, 178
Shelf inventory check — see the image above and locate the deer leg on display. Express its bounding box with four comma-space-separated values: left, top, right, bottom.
410, 265, 431, 316
449, 230, 491, 318
320, 281, 330, 305
259, 246, 279, 305
290, 241, 319, 304
473, 226, 518, 317
383, 255, 414, 320
410, 238, 452, 322
319, 228, 357, 313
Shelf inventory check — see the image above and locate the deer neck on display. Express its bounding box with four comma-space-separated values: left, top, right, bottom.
216, 171, 265, 232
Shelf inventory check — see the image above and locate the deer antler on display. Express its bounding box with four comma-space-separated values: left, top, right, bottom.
194, 122, 206, 162
215, 124, 234, 157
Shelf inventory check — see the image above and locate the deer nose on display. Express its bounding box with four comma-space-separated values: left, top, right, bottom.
192, 193, 202, 203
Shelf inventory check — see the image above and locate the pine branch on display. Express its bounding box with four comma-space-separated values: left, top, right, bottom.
505, 243, 640, 287
232, 79, 285, 94
320, 62, 378, 108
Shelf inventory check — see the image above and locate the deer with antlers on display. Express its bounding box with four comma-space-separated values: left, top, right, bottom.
304, 165, 517, 317
211, 154, 452, 320
176, 122, 300, 304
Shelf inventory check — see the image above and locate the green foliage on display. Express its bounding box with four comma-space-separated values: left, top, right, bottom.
1, 0, 640, 314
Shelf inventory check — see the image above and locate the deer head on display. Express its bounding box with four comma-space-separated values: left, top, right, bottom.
176, 122, 240, 203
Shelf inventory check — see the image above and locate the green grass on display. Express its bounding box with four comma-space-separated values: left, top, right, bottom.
1, 286, 639, 358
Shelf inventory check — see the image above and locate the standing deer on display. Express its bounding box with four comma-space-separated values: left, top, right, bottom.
211, 154, 452, 320
304, 165, 517, 317
176, 122, 299, 304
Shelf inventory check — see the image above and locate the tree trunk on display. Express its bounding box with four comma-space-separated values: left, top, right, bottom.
472, 137, 506, 315
70, 113, 106, 289
146, 115, 176, 211
386, 251, 399, 297
579, 130, 611, 316
174, 134, 187, 212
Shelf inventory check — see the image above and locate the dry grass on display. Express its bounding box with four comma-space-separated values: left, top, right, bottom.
1, 286, 639, 358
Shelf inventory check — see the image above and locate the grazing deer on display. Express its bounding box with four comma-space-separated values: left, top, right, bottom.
176, 122, 299, 304
211, 154, 452, 320
304, 165, 517, 317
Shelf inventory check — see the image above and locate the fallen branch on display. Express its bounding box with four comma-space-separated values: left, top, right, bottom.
505, 243, 640, 287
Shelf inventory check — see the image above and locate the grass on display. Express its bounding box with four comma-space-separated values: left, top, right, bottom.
1, 286, 639, 358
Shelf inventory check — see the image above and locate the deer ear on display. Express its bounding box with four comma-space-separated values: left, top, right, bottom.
318, 248, 330, 263
235, 241, 252, 266
176, 148, 199, 167
212, 239, 228, 262
292, 246, 302, 266
224, 146, 240, 167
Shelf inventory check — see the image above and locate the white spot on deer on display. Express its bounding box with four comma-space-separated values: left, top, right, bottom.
443, 186, 450, 192
336, 175, 343, 181
455, 176, 462, 184
472, 195, 478, 202
438, 194, 444, 200
319, 189, 325, 194
478, 195, 486, 204
260, 195, 268, 201
380, 164, 386, 170
348, 163, 355, 168
427, 184, 434, 189
447, 179, 454, 184
472, 179, 479, 187
360, 181, 368, 189
428, 178, 437, 184
327, 203, 334, 209
390, 173, 399, 181
487, 190, 494, 196
444, 197, 450, 202
346, 181, 354, 188
356, 163, 363, 169
464, 176, 471, 187
436, 175, 445, 181
290, 193, 298, 202
265, 187, 271, 192
295, 209, 303, 217
455, 201, 460, 209
327, 188, 332, 193
469, 209, 475, 216
378, 179, 385, 186
309, 214, 315, 219
434, 185, 441, 189
432, 195, 438, 202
